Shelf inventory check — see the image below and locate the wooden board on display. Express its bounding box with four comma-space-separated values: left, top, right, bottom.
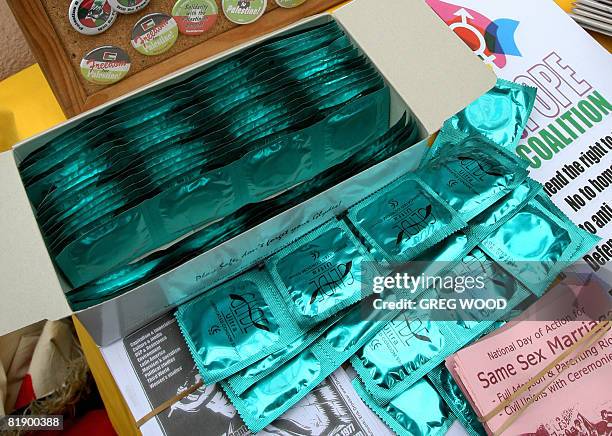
7, 0, 345, 118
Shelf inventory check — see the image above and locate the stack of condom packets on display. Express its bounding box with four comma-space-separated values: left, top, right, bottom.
18, 20, 396, 290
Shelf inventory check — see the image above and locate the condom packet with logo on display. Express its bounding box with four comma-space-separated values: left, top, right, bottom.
353, 377, 455, 436
393, 179, 540, 284
438, 78, 537, 153
225, 304, 349, 396
349, 189, 539, 405
175, 268, 309, 384
351, 247, 531, 406
427, 364, 486, 436
65, 116, 420, 309
346, 173, 467, 265
479, 193, 600, 297
418, 134, 530, 222
266, 219, 381, 329
220, 295, 396, 433
19, 21, 345, 179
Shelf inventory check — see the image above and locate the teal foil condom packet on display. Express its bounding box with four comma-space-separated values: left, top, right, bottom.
351, 246, 531, 406
353, 377, 455, 436
224, 308, 347, 396
349, 183, 541, 405
220, 295, 397, 433
266, 220, 380, 327
52, 85, 391, 287
176, 268, 303, 384
64, 115, 420, 310
438, 78, 537, 153
177, 217, 386, 385
417, 135, 530, 222
346, 173, 467, 264
428, 364, 486, 436
479, 192, 600, 297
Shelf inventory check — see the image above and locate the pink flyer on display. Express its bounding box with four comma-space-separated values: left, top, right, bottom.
447, 277, 612, 435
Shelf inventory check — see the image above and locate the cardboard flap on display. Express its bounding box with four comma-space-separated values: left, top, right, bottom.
0, 152, 71, 336
334, 0, 496, 133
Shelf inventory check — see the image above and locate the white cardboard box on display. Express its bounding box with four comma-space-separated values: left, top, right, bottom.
0, 0, 495, 345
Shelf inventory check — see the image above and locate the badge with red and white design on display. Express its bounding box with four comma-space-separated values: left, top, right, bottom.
131, 13, 179, 56
80, 46, 131, 85
68, 0, 117, 35
172, 0, 218, 35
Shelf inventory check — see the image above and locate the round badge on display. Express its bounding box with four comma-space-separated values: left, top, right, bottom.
131, 13, 179, 56
68, 0, 117, 35
108, 0, 150, 14
275, 0, 306, 7
172, 0, 218, 35
222, 0, 267, 25
80, 46, 131, 85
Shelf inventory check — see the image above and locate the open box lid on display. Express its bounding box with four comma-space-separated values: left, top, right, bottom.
333, 0, 495, 133
0, 152, 72, 336
0, 0, 495, 338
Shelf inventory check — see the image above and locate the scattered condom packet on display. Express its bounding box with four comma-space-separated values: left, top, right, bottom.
427, 364, 487, 436
68, 0, 117, 35
418, 134, 531, 222
465, 178, 542, 242
266, 219, 382, 328
176, 218, 386, 385
479, 192, 600, 297
176, 268, 304, 384
220, 295, 397, 433
346, 173, 467, 265
351, 247, 532, 406
225, 305, 346, 395
353, 377, 456, 436
349, 186, 541, 405
440, 78, 537, 153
